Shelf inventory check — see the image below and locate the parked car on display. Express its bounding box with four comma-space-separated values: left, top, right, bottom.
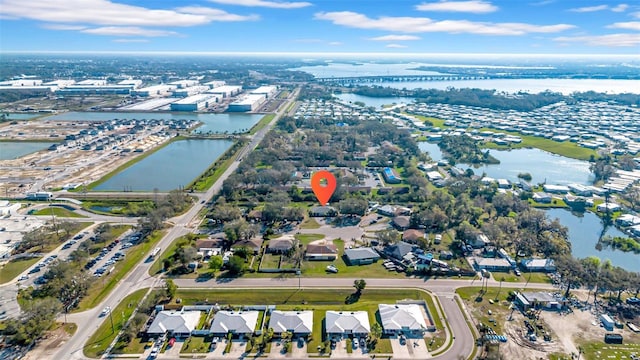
352, 338, 359, 350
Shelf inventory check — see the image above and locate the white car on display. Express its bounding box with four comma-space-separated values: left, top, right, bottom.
100, 306, 111, 317
352, 338, 359, 350
326, 265, 338, 273
18, 274, 29, 281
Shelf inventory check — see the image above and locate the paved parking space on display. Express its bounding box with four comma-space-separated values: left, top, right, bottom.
226, 339, 247, 358
291, 338, 307, 358
330, 339, 348, 358
390, 336, 431, 359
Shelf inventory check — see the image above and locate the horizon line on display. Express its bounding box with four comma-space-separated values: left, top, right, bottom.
2, 51, 640, 58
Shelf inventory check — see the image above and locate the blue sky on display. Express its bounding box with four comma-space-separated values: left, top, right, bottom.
1, 0, 639, 53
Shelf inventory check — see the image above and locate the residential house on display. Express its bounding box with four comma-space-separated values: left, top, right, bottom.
305, 243, 338, 261
469, 233, 490, 248
520, 258, 557, 273
147, 310, 201, 337
232, 237, 263, 255
514, 292, 566, 311
267, 238, 295, 254
384, 241, 414, 261
210, 311, 259, 336
392, 216, 411, 230
597, 203, 621, 213
325, 311, 370, 337
473, 257, 512, 272
195, 238, 225, 257
402, 229, 425, 244
309, 206, 338, 217
532, 192, 553, 203
344, 247, 380, 265
268, 311, 313, 336
616, 214, 640, 226
378, 304, 432, 335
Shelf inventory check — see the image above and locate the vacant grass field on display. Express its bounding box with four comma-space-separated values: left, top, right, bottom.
580, 342, 640, 360
0, 257, 40, 284
32, 207, 88, 218
300, 218, 321, 229
84, 288, 149, 358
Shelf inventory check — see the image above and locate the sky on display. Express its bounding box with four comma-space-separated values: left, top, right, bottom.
0, 0, 639, 54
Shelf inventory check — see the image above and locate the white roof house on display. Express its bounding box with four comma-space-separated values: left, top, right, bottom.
147, 310, 201, 336
325, 311, 370, 336
378, 304, 429, 334
210, 311, 259, 335
268, 310, 313, 334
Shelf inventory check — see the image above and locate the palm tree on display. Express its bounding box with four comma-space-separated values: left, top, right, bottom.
495, 276, 505, 301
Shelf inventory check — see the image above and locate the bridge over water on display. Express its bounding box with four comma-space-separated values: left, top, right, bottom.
315, 74, 491, 83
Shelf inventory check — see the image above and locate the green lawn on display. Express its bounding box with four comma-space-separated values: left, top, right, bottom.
32, 207, 88, 218
501, 272, 552, 284
0, 257, 40, 284
249, 114, 275, 135
84, 288, 149, 358
580, 342, 640, 360
294, 233, 325, 244
180, 335, 212, 354
300, 218, 321, 229
76, 230, 165, 312
188, 140, 245, 191
260, 254, 281, 269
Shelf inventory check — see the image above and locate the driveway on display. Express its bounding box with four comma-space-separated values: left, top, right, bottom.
390, 336, 430, 359
330, 338, 348, 358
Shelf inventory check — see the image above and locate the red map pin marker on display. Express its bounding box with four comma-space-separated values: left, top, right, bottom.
311, 170, 337, 206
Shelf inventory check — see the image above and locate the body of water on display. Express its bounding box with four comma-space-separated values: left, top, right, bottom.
94, 139, 233, 191
333, 93, 415, 108
290, 62, 452, 78
0, 142, 56, 160
417, 142, 444, 162
463, 148, 592, 185
364, 78, 640, 95
546, 208, 639, 272
44, 112, 263, 134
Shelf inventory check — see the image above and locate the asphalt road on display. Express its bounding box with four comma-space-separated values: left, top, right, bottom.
51, 88, 301, 360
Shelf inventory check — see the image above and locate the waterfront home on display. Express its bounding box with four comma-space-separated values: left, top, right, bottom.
532, 192, 553, 203
325, 311, 370, 337
616, 214, 640, 227
473, 257, 512, 272
543, 184, 570, 194
596, 203, 621, 213
520, 258, 557, 273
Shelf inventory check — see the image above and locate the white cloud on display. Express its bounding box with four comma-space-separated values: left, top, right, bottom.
314, 11, 574, 35
386, 44, 408, 48
42, 24, 87, 31
207, 0, 311, 9
175, 7, 259, 22
554, 33, 640, 47
0, 0, 256, 27
632, 11, 640, 19
569, 5, 609, 12
608, 21, 640, 31
112, 38, 150, 43
81, 27, 178, 37
611, 4, 629, 12
369, 35, 421, 41
328, 41, 342, 46
569, 4, 629, 13
416, 0, 498, 14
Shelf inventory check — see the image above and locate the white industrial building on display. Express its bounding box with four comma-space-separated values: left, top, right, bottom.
43, 80, 76, 88
117, 79, 142, 89
57, 84, 133, 95
0, 79, 43, 86
250, 85, 278, 99
207, 85, 242, 98
204, 80, 226, 88
170, 94, 217, 111
173, 86, 209, 97
227, 94, 265, 112
132, 85, 176, 97
76, 79, 107, 86
169, 80, 199, 89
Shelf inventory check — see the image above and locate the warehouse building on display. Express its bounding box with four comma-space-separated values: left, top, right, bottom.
250, 85, 278, 99
173, 86, 209, 97
204, 80, 226, 88
0, 79, 43, 86
76, 79, 107, 86
43, 80, 76, 88
207, 85, 242, 98
117, 79, 142, 89
227, 94, 266, 112
170, 94, 217, 112
56, 84, 133, 95
168, 80, 199, 89
132, 85, 176, 97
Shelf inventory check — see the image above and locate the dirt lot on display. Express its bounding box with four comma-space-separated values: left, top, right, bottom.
22, 324, 72, 360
